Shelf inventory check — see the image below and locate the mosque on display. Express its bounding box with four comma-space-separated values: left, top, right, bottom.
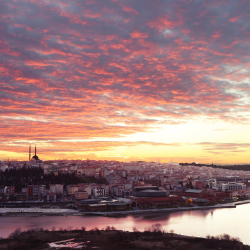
29, 145, 40, 161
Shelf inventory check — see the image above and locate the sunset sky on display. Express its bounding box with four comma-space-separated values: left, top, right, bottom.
1, 0, 250, 163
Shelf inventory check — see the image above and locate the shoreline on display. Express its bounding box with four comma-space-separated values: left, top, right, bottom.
0, 200, 249, 217
83, 200, 250, 217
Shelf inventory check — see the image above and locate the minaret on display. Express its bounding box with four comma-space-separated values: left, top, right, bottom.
29, 145, 31, 161
31, 144, 39, 161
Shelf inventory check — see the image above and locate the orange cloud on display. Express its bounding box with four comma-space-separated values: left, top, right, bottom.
0, 0, 250, 162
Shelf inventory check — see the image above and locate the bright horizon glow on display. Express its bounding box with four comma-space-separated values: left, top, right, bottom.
1, 0, 250, 164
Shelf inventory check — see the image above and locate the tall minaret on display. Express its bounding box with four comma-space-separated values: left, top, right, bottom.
35, 145, 37, 156
29, 145, 31, 161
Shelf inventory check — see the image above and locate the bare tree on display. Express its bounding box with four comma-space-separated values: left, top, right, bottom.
8, 228, 22, 239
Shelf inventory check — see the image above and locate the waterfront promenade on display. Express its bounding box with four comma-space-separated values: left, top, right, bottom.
83, 200, 250, 216
0, 200, 249, 216
0, 207, 76, 215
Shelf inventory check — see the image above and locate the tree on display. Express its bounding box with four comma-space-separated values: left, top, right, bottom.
8, 228, 22, 239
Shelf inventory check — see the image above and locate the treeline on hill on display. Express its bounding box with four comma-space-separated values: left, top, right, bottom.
0, 224, 249, 250
180, 162, 250, 171
0, 166, 82, 192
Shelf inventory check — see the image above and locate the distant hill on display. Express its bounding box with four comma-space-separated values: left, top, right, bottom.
179, 162, 250, 171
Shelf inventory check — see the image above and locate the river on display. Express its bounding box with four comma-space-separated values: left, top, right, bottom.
1, 203, 250, 245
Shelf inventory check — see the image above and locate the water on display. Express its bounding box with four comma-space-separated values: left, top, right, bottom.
1, 203, 250, 245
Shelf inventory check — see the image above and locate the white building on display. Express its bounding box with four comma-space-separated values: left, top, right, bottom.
93, 187, 109, 197
50, 184, 63, 194
216, 182, 246, 191
39, 185, 46, 196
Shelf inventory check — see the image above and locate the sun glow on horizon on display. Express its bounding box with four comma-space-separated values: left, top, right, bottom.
1, 0, 250, 164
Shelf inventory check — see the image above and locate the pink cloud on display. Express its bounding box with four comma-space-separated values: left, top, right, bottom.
0, 0, 250, 159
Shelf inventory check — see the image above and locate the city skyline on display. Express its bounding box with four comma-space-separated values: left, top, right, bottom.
1, 0, 250, 163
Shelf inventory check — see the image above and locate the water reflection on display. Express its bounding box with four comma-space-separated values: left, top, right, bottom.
0, 203, 250, 246
139, 209, 211, 222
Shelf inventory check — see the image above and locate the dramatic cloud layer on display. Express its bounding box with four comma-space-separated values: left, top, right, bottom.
1, 0, 250, 161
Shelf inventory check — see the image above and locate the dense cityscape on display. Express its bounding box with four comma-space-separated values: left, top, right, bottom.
1, 146, 249, 213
